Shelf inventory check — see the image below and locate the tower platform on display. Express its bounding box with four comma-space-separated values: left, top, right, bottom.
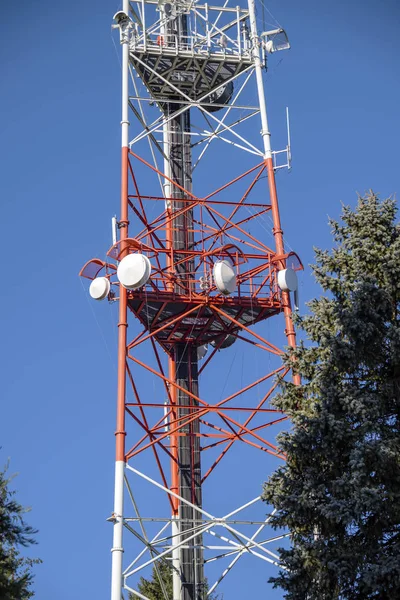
130, 48, 252, 104
128, 1, 253, 106
128, 290, 282, 350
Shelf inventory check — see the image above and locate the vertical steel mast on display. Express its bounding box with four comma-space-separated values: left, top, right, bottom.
80, 1, 302, 598
164, 7, 203, 599
110, 2, 130, 599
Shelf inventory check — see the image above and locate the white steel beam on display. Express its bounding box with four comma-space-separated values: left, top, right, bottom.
129, 65, 254, 146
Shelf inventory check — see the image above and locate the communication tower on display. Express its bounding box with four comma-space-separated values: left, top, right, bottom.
80, 0, 302, 598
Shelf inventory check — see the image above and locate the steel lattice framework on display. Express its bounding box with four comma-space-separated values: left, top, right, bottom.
80, 1, 301, 598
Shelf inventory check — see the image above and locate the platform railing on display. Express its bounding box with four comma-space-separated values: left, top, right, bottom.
130, 30, 252, 59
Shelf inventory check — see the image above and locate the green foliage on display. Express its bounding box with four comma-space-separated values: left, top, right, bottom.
263, 193, 400, 599
136, 560, 173, 600
131, 559, 219, 600
0, 462, 40, 599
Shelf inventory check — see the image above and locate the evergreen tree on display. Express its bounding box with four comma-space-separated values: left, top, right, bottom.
132, 559, 219, 599
264, 193, 400, 599
0, 462, 40, 599
135, 560, 173, 599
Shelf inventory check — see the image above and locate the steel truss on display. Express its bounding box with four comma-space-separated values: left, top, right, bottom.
121, 465, 289, 599
81, 1, 300, 598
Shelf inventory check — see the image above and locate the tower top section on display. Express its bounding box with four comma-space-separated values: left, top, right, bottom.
125, 0, 289, 109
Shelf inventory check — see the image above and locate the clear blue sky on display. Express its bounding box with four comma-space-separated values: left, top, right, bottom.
1, 0, 400, 598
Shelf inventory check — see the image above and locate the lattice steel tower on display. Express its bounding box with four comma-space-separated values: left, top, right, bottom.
80, 1, 301, 598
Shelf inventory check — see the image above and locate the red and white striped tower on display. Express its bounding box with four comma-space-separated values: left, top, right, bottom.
80, 1, 301, 598
110, 2, 130, 599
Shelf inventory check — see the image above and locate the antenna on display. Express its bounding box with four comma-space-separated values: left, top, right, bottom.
271, 107, 292, 170
111, 216, 117, 246
286, 106, 292, 169
294, 287, 300, 311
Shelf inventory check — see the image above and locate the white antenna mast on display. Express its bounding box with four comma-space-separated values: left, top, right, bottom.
286, 106, 292, 169
111, 216, 117, 246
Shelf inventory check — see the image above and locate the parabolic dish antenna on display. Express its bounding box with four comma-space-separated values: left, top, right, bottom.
277, 267, 298, 292
117, 253, 152, 290
89, 276, 111, 301
211, 334, 237, 349
213, 260, 237, 295
197, 345, 208, 360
